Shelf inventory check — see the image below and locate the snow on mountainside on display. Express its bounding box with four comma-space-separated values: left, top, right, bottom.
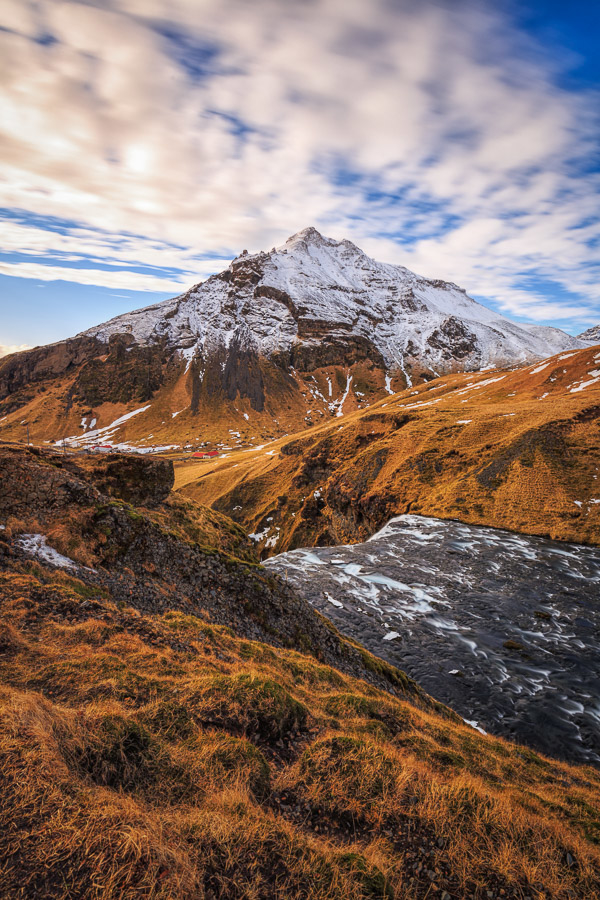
0, 227, 588, 451
84, 227, 583, 380
579, 325, 600, 344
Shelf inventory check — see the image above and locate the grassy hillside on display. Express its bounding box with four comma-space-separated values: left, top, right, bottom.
1, 550, 600, 898
1, 446, 600, 898
176, 345, 600, 552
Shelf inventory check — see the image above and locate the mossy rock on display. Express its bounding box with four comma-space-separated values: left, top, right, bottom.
190, 673, 307, 742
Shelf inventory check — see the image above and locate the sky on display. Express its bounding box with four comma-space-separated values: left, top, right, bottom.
0, 0, 599, 355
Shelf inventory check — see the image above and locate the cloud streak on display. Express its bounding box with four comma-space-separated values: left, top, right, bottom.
0, 0, 598, 333
0, 343, 32, 359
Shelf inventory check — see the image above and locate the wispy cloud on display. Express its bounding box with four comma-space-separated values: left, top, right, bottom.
0, 0, 598, 333
0, 343, 32, 358
0, 260, 190, 293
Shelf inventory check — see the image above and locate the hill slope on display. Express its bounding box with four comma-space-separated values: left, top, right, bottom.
1, 448, 600, 899
0, 228, 583, 451
175, 344, 600, 552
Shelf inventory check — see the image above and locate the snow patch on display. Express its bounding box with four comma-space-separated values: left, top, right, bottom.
16, 534, 94, 572
336, 372, 353, 417
464, 719, 488, 736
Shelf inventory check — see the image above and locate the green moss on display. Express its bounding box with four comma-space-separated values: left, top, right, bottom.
353, 720, 393, 741
238, 641, 277, 663
140, 699, 197, 742
280, 656, 344, 688
324, 692, 377, 718
162, 612, 232, 640
432, 749, 467, 769
357, 647, 416, 694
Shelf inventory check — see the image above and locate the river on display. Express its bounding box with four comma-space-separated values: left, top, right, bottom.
265, 515, 600, 767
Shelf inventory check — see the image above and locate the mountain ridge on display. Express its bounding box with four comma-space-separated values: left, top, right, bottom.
579, 324, 600, 343
0, 227, 585, 450
83, 225, 583, 377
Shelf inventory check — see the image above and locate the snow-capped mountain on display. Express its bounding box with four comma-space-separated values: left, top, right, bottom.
85, 226, 582, 385
0, 227, 586, 449
578, 325, 600, 344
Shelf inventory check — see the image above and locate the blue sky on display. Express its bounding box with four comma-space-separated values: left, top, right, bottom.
1, 0, 599, 354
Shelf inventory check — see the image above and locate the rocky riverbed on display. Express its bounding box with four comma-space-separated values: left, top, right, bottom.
265, 515, 600, 767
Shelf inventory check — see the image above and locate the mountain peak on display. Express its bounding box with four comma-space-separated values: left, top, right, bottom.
284, 226, 326, 245
0, 226, 587, 451
76, 228, 583, 382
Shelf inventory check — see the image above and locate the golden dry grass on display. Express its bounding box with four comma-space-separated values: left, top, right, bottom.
1, 563, 599, 899
176, 345, 600, 551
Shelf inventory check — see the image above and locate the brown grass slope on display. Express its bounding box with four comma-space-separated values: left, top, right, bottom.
1, 555, 600, 898
1, 446, 600, 898
176, 345, 600, 553
0, 334, 397, 451
0, 445, 433, 700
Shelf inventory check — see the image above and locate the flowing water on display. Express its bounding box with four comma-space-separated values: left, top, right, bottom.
265, 515, 600, 766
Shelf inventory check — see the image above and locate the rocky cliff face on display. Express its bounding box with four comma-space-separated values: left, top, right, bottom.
85, 226, 582, 381
579, 324, 600, 343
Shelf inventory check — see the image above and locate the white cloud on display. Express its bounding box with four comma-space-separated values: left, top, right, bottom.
0, 260, 190, 293
0, 0, 598, 326
0, 343, 32, 358
0, 219, 229, 284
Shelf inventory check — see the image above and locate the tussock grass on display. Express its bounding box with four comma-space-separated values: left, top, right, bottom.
1, 570, 600, 898
185, 671, 308, 741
